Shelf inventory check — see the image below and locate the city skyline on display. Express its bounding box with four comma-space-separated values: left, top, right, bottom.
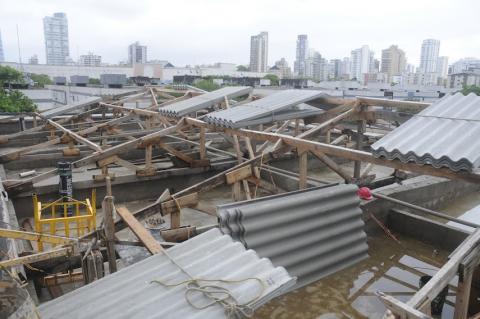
0, 0, 479, 67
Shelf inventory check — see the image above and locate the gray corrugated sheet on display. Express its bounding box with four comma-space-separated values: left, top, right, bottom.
158, 86, 252, 118
218, 184, 368, 289
204, 89, 325, 128
40, 96, 101, 119
38, 228, 295, 319
371, 93, 480, 172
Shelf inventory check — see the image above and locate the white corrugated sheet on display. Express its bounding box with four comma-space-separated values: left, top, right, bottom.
38, 228, 295, 319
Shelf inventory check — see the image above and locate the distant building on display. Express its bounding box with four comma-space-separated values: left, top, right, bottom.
450, 58, 480, 74
79, 52, 102, 67
381, 45, 406, 82
340, 57, 351, 79
272, 58, 292, 78
331, 59, 342, 80
29, 55, 39, 65
0, 29, 4, 62
128, 41, 147, 65
436, 56, 449, 79
43, 12, 70, 65
350, 45, 374, 82
294, 35, 309, 77
419, 39, 440, 73
249, 31, 268, 72
448, 71, 480, 88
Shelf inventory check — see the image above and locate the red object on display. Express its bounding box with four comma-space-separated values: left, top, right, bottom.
358, 187, 373, 200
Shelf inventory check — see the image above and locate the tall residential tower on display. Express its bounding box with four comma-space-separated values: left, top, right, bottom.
249, 32, 268, 72
128, 42, 147, 65
43, 13, 70, 65
350, 45, 374, 81
419, 39, 440, 74
294, 35, 308, 77
381, 45, 406, 82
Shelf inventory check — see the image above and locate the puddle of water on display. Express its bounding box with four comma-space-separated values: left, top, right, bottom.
254, 232, 456, 319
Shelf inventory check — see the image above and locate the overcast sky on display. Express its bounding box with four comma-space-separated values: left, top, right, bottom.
0, 0, 478, 67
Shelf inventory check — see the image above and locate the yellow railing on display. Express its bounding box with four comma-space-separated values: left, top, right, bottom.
33, 190, 96, 251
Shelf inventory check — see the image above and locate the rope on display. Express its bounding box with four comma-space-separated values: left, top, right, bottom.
150, 247, 267, 318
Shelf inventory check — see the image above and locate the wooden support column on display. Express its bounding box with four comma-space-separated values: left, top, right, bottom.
453, 266, 474, 319
353, 120, 366, 179
199, 126, 206, 160
298, 148, 308, 190
294, 119, 300, 136
326, 129, 331, 143
102, 194, 117, 273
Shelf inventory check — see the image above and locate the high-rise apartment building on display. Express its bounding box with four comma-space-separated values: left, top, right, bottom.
294, 35, 308, 77
350, 45, 374, 81
450, 58, 480, 74
436, 56, 449, 79
381, 45, 406, 82
128, 42, 147, 65
249, 32, 268, 72
273, 58, 292, 78
43, 13, 70, 65
419, 39, 440, 74
79, 52, 102, 66
0, 30, 4, 62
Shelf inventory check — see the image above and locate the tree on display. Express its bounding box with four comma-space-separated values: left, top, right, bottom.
29, 73, 52, 88
236, 65, 249, 71
0, 89, 37, 113
193, 79, 220, 92
89, 78, 101, 85
263, 74, 279, 86
0, 65, 37, 113
461, 85, 480, 96
0, 65, 24, 87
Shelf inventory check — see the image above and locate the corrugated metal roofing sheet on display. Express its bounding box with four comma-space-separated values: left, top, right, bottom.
158, 86, 252, 118
38, 228, 295, 319
204, 89, 325, 128
371, 93, 480, 172
41, 96, 102, 119
218, 184, 368, 289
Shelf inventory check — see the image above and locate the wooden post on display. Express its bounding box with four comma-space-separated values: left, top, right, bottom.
326, 129, 331, 143
199, 126, 206, 160
298, 148, 308, 189
353, 120, 365, 179
453, 265, 475, 319
295, 119, 300, 136
102, 195, 117, 273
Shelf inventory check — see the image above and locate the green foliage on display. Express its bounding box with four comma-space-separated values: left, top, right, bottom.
29, 73, 53, 87
236, 65, 249, 71
263, 74, 279, 86
0, 89, 37, 113
88, 78, 101, 85
0, 65, 24, 86
461, 85, 480, 96
193, 79, 220, 92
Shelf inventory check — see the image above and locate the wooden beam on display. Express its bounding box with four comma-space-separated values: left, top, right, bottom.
0, 228, 77, 245
158, 141, 194, 164
297, 108, 355, 139
298, 148, 308, 189
115, 206, 163, 255
225, 165, 253, 185
310, 149, 352, 182
199, 126, 206, 160
102, 195, 117, 273
357, 96, 430, 110
407, 229, 480, 310
46, 119, 102, 152
160, 193, 199, 215
0, 247, 72, 268
376, 291, 431, 319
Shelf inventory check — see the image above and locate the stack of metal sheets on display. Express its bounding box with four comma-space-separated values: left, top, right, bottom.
41, 96, 101, 118
204, 89, 325, 128
158, 86, 252, 118
218, 184, 368, 289
372, 93, 480, 172
38, 228, 295, 319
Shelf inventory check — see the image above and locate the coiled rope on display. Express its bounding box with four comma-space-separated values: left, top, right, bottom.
150, 247, 267, 318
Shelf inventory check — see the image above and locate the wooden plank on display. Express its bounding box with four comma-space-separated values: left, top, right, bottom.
199, 126, 206, 160
376, 291, 431, 319
116, 206, 163, 255
453, 265, 474, 319
225, 165, 253, 185
158, 142, 194, 164
114, 157, 139, 172
102, 196, 117, 273
407, 229, 480, 309
160, 193, 199, 215
0, 228, 77, 245
297, 108, 355, 139
357, 96, 430, 110
0, 247, 71, 268
310, 149, 352, 182
298, 148, 308, 189
47, 119, 102, 152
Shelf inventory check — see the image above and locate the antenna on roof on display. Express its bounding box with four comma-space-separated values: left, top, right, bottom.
16, 24, 24, 73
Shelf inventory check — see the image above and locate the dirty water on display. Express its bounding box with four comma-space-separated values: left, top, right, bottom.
254, 232, 455, 319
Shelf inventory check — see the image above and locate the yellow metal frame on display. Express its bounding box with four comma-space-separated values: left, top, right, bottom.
34, 190, 96, 251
